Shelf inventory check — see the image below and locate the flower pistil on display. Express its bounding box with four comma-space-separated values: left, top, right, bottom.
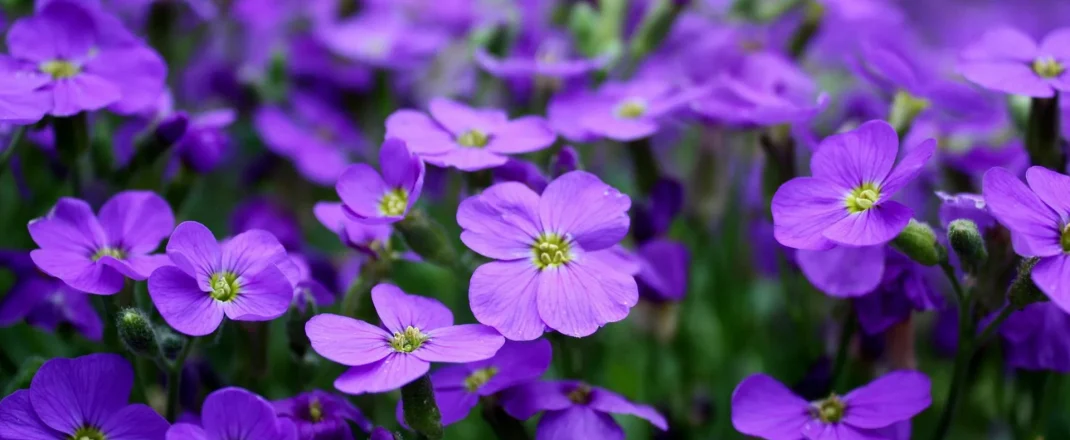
457, 129, 489, 148
378, 188, 409, 217
845, 183, 880, 214
615, 98, 648, 119
91, 247, 126, 261
70, 426, 106, 440
209, 272, 240, 302
1033, 56, 1065, 78
532, 232, 573, 269
464, 367, 499, 392
812, 394, 846, 423
40, 60, 81, 79
390, 325, 429, 353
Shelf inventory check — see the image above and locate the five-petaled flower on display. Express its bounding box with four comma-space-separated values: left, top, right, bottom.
336, 138, 425, 224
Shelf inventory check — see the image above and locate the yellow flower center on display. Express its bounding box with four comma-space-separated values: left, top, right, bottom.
457, 129, 489, 148
69, 426, 106, 440
378, 188, 409, 217
813, 394, 846, 423
567, 384, 592, 404
40, 60, 81, 79
91, 247, 126, 261
209, 272, 240, 302
845, 183, 881, 214
532, 233, 573, 269
1061, 224, 1070, 253
390, 326, 429, 353
308, 399, 324, 423
1033, 56, 1065, 78
464, 367, 499, 392
615, 98, 647, 119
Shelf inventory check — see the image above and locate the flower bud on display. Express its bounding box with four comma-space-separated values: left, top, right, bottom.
1009, 257, 1048, 309
396, 210, 458, 269
947, 219, 987, 274
117, 308, 160, 359
552, 146, 581, 177
157, 326, 188, 361
154, 112, 190, 147
401, 375, 444, 440
892, 219, 945, 266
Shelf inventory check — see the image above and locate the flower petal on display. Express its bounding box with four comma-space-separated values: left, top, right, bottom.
202, 388, 278, 440
960, 27, 1038, 62
100, 404, 169, 440
536, 257, 638, 338
221, 265, 292, 322
0, 390, 63, 439
166, 424, 209, 440
458, 181, 541, 260
30, 354, 132, 433
87, 45, 167, 115
797, 246, 885, 297
384, 110, 455, 155
423, 147, 509, 172
1025, 166, 1070, 220
476, 339, 554, 395
1032, 254, 1070, 315
500, 381, 572, 420
485, 116, 556, 154
959, 62, 1053, 98
730, 374, 812, 440
428, 97, 506, 136
306, 313, 393, 366
536, 407, 624, 440
589, 388, 668, 430
982, 167, 1062, 257
822, 201, 913, 247
811, 120, 898, 190
51, 74, 122, 117
148, 265, 222, 336
842, 371, 932, 428
165, 221, 221, 286
333, 353, 430, 394
336, 164, 389, 220
7, 0, 95, 62
1039, 28, 1070, 61
30, 249, 124, 295
413, 324, 505, 363
879, 138, 936, 197
539, 171, 631, 251
770, 177, 847, 250
379, 138, 424, 192
469, 260, 545, 341
96, 191, 174, 255
372, 283, 453, 333
221, 229, 287, 278
28, 197, 106, 254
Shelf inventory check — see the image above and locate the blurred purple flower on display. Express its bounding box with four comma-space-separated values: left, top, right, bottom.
475, 30, 608, 94
551, 145, 581, 177
633, 178, 684, 243
167, 387, 297, 440
336, 139, 425, 224
280, 254, 335, 312
549, 79, 694, 142
692, 52, 827, 127
0, 251, 102, 340
492, 158, 549, 194
637, 239, 690, 302
959, 27, 1070, 97
147, 221, 292, 336
855, 250, 944, 335
731, 371, 930, 439
29, 191, 174, 295
0, 354, 169, 440
501, 380, 668, 439
313, 202, 393, 257
305, 284, 505, 394
173, 109, 235, 173
385, 98, 555, 171
231, 198, 302, 251
316, 8, 445, 70
935, 192, 997, 231
797, 245, 886, 297
772, 120, 935, 249
255, 94, 366, 185
1000, 302, 1070, 372
460, 171, 636, 339
274, 390, 372, 440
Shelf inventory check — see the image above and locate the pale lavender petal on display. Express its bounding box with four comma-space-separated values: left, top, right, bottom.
1026, 166, 1070, 219
1040, 28, 1070, 60
379, 138, 423, 191
148, 265, 223, 336
485, 117, 556, 154
165, 221, 221, 285
0, 390, 64, 439
221, 229, 286, 277
501, 381, 572, 419
88, 45, 166, 115
166, 424, 208, 440
469, 260, 545, 341
960, 27, 1038, 62
383, 110, 455, 155
306, 313, 393, 366
333, 353, 430, 394
477, 339, 554, 395
982, 167, 1062, 257
202, 388, 278, 440
731, 374, 812, 440
589, 388, 668, 430
413, 324, 505, 363
960, 62, 1053, 98
879, 138, 936, 197
428, 98, 505, 136
458, 182, 541, 260
336, 164, 389, 219
423, 148, 509, 172
372, 283, 453, 333
580, 110, 658, 142
539, 171, 631, 251
30, 354, 132, 433
770, 178, 847, 250
221, 265, 293, 321
1033, 254, 1070, 315
797, 246, 885, 297
96, 191, 173, 254
536, 407, 624, 440
28, 197, 106, 254
843, 371, 932, 428
536, 258, 638, 338
30, 250, 124, 294
822, 202, 913, 247
7, 1, 94, 62
50, 74, 123, 117
99, 404, 169, 440
810, 120, 898, 190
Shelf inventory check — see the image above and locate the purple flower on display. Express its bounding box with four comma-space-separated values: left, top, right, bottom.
796, 245, 886, 297
167, 387, 297, 440
474, 29, 608, 87
771, 120, 936, 249
370, 427, 395, 440
254, 94, 366, 185
174, 109, 236, 173
493, 158, 550, 194
316, 8, 446, 70
731, 371, 931, 439
0, 251, 102, 340
459, 171, 637, 339
281, 255, 335, 311
501, 380, 668, 440
385, 98, 556, 171
935, 192, 997, 231
313, 201, 393, 256
854, 250, 944, 335
0, 0, 166, 121
147, 221, 293, 336
692, 52, 827, 127
982, 166, 1070, 314
959, 27, 1070, 97
274, 390, 372, 440
305, 284, 505, 394
398, 339, 553, 426
548, 80, 691, 142
231, 198, 302, 251
637, 239, 690, 302
0, 354, 169, 440
29, 191, 174, 295
336, 139, 425, 224
1000, 302, 1070, 372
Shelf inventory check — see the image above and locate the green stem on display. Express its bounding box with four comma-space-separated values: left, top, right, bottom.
975, 304, 1014, 349
1024, 95, 1063, 170
401, 375, 444, 440
788, 1, 824, 59
0, 126, 26, 177
481, 397, 531, 440
627, 138, 659, 195
53, 113, 90, 196
930, 263, 972, 440
1029, 373, 1059, 439
830, 308, 855, 391
165, 338, 197, 422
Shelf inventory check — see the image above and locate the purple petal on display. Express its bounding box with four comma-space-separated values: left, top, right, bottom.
88, 44, 166, 115
51, 74, 123, 117
1025, 166, 1070, 220
220, 265, 292, 322
469, 260, 545, 341
539, 171, 631, 251
431, 388, 479, 426
202, 388, 278, 440
1040, 28, 1070, 61
30, 354, 132, 433
580, 110, 659, 142
306, 313, 394, 366
165, 221, 221, 286
797, 246, 885, 297
843, 371, 932, 428
103, 254, 170, 280
30, 250, 124, 295
221, 229, 286, 277
148, 265, 223, 336
333, 353, 430, 394
982, 167, 1062, 257
336, 164, 389, 220
0, 279, 44, 325
536, 257, 638, 338
413, 324, 505, 363
166, 424, 208, 440
1032, 254, 1070, 315
0, 87, 50, 124
959, 62, 1053, 98
960, 27, 1038, 62
879, 138, 936, 197
428, 98, 505, 136
637, 239, 690, 301
589, 388, 668, 430
476, 339, 554, 395
730, 374, 812, 440
28, 197, 106, 254
536, 407, 624, 440
383, 110, 455, 155
95, 191, 172, 257
379, 138, 424, 192
7, 1, 95, 62
485, 117, 556, 154
458, 182, 541, 260
100, 404, 169, 440
822, 202, 913, 247
423, 147, 510, 172
810, 120, 898, 191
254, 106, 304, 155
770, 178, 847, 250
372, 283, 453, 333
0, 390, 63, 439
501, 381, 572, 419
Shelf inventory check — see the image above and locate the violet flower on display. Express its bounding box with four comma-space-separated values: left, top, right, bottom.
316, 8, 445, 70
385, 98, 556, 171
281, 254, 335, 312
312, 201, 393, 256
147, 221, 293, 336
29, 191, 174, 295
254, 94, 366, 185
796, 245, 887, 297
174, 109, 236, 173
274, 390, 372, 440
336, 138, 425, 224
692, 52, 827, 127
548, 79, 693, 142
637, 239, 690, 302
459, 171, 637, 339
771, 120, 935, 250
854, 250, 944, 334
305, 284, 505, 394
501, 380, 668, 440
959, 27, 1070, 97
732, 371, 931, 439
0, 251, 102, 340
1000, 302, 1070, 372
0, 354, 169, 440
167, 387, 297, 440
231, 198, 303, 251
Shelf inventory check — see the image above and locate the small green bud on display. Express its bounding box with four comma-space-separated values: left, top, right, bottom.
1009, 257, 1049, 309
156, 326, 187, 361
948, 219, 988, 274
401, 375, 444, 440
892, 219, 946, 266
3, 356, 46, 395
117, 308, 160, 358
396, 210, 458, 269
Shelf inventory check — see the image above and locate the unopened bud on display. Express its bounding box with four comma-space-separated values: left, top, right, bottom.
552, 146, 582, 176
1009, 257, 1048, 309
396, 210, 458, 269
401, 375, 444, 440
117, 308, 160, 358
948, 219, 987, 274
157, 326, 187, 361
892, 219, 945, 266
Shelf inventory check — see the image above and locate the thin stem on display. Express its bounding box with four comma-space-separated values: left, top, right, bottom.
830, 308, 855, 391
53, 113, 90, 196
165, 338, 197, 422
975, 304, 1014, 349
1029, 373, 1059, 439
1025, 95, 1063, 170
0, 126, 26, 177
930, 264, 973, 440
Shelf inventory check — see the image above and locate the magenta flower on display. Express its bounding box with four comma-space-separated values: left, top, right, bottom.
166, 387, 297, 440
385, 98, 556, 171
959, 27, 1070, 97
771, 120, 935, 249
731, 371, 931, 439
147, 221, 293, 336
305, 284, 505, 394
0, 354, 169, 440
501, 380, 668, 440
459, 171, 637, 340
336, 138, 425, 224
29, 191, 174, 295
983, 166, 1070, 314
